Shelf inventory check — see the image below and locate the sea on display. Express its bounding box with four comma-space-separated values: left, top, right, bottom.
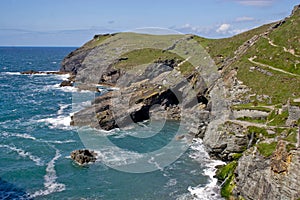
0, 47, 224, 200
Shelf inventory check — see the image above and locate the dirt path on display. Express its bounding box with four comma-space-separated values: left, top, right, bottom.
264, 36, 278, 47
248, 56, 300, 77
264, 36, 300, 58
283, 47, 300, 58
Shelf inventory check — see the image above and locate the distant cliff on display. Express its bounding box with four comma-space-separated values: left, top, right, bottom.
61, 4, 300, 200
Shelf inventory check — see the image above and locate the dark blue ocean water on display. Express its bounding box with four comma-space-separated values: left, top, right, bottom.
0, 47, 223, 200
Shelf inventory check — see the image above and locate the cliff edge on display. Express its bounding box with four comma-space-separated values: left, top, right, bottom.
62, 4, 300, 200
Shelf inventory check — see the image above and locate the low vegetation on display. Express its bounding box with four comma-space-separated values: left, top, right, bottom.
114, 48, 195, 75
267, 110, 289, 126
216, 161, 238, 199
257, 142, 277, 157
231, 103, 272, 112
193, 23, 274, 66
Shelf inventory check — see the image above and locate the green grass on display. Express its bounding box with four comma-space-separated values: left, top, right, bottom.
193, 23, 274, 66
237, 116, 267, 124
231, 153, 243, 160
267, 110, 289, 126
269, 8, 300, 55
114, 48, 194, 75
231, 103, 272, 112
286, 143, 296, 152
257, 142, 277, 157
84, 34, 114, 49
221, 174, 236, 199
247, 126, 273, 138
216, 161, 238, 199
232, 10, 300, 105
236, 58, 300, 104
284, 129, 297, 143
216, 161, 238, 180
248, 38, 300, 75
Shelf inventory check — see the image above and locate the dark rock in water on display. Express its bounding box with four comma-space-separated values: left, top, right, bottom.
60, 80, 73, 87
21, 70, 40, 74
21, 70, 70, 75
70, 149, 97, 165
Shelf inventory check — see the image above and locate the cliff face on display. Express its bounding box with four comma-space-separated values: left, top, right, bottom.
204, 5, 300, 200
61, 5, 300, 200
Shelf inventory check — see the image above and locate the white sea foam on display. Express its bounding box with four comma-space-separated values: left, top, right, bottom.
30, 147, 66, 198
148, 156, 164, 171
47, 139, 76, 144
0, 144, 43, 166
6, 132, 75, 144
37, 115, 72, 130
185, 138, 225, 200
95, 147, 143, 167
2, 72, 21, 75
11, 133, 37, 140
44, 83, 97, 93
43, 83, 78, 93
57, 104, 70, 115
165, 178, 177, 187
53, 73, 70, 80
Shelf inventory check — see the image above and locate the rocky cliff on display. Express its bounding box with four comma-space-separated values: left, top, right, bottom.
62, 4, 300, 200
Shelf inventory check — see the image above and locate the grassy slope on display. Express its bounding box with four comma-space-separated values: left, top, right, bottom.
193, 23, 273, 65
80, 7, 299, 105
72, 7, 299, 200
114, 48, 194, 75
191, 8, 300, 105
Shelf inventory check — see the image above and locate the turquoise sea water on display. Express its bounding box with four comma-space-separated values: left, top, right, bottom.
0, 47, 223, 200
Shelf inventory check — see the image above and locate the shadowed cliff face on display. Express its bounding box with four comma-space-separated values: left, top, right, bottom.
63, 32, 217, 133
62, 4, 300, 200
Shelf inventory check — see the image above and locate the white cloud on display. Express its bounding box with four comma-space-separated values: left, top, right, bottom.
173, 23, 215, 35
216, 23, 231, 33
235, 16, 255, 22
234, 0, 274, 6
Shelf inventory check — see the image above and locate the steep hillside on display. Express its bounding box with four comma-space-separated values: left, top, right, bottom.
200, 5, 300, 200
61, 4, 300, 200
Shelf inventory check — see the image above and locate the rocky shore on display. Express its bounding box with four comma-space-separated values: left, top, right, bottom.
62, 5, 300, 199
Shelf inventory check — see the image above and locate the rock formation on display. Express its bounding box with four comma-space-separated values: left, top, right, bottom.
70, 149, 97, 165
62, 4, 300, 200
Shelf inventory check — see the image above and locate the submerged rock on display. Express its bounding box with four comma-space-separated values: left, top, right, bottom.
70, 149, 97, 165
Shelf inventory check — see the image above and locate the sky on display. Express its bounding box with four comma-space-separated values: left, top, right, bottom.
0, 0, 299, 46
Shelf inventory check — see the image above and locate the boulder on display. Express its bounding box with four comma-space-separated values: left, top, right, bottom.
21, 70, 40, 74
70, 149, 97, 165
59, 80, 73, 87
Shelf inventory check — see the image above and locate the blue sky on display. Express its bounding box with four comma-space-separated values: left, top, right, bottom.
0, 0, 298, 46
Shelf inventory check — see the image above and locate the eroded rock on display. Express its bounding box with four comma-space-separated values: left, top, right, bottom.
59, 80, 73, 87
270, 140, 291, 174
70, 149, 97, 165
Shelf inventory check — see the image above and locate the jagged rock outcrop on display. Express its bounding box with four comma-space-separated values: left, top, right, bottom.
71, 62, 209, 130
71, 149, 97, 165
270, 141, 291, 173
234, 145, 300, 200
62, 4, 300, 199
204, 121, 249, 161
59, 80, 73, 87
